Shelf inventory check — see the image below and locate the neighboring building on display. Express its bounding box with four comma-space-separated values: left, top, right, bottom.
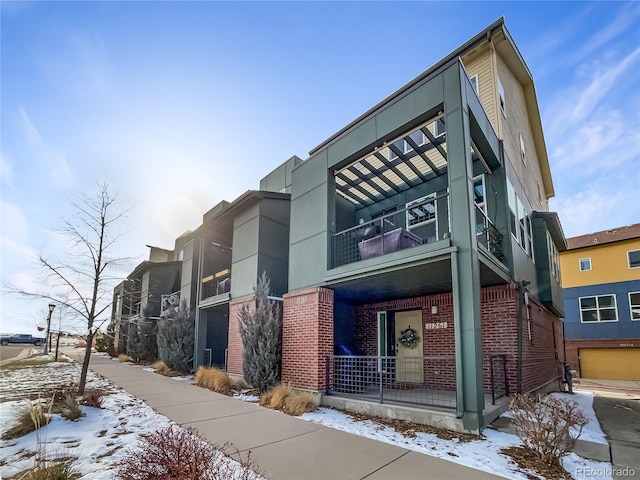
560, 224, 640, 381
280, 17, 566, 433
113, 157, 299, 369
111, 246, 182, 352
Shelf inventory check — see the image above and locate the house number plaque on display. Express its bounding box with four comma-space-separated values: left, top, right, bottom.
425, 322, 448, 330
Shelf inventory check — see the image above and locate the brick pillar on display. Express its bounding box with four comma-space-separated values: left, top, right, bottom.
282, 287, 334, 391
227, 295, 255, 376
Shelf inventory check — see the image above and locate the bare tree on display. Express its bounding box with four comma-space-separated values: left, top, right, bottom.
9, 181, 128, 395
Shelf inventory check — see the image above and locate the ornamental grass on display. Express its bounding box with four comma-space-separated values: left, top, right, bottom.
194, 367, 232, 395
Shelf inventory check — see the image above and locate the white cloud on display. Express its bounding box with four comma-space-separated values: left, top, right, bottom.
18, 107, 75, 188
0, 152, 12, 185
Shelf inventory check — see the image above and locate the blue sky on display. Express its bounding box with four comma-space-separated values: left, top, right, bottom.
2, 1, 639, 334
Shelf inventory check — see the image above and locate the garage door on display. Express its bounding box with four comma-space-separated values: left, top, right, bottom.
580, 348, 640, 381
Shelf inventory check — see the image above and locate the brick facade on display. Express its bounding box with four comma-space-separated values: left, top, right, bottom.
281, 287, 334, 390
227, 295, 255, 376
280, 284, 563, 395
565, 338, 640, 377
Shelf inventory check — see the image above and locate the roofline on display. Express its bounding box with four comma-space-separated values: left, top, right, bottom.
198, 190, 291, 228
532, 211, 567, 251
127, 260, 182, 279
309, 18, 507, 156
565, 236, 640, 252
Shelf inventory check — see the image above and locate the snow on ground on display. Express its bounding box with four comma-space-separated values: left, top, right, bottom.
0, 358, 259, 479
549, 391, 608, 445
299, 397, 613, 480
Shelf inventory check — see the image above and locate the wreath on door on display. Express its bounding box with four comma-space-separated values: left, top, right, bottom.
398, 326, 420, 349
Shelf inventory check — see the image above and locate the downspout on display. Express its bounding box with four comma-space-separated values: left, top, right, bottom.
516, 280, 530, 393
452, 250, 464, 418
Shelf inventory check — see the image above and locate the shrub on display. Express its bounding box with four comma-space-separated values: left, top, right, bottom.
152, 360, 176, 377
58, 395, 84, 421
126, 312, 158, 363
509, 393, 588, 468
118, 354, 134, 363
115, 424, 258, 480
95, 322, 115, 353
157, 300, 194, 374
259, 384, 317, 416
2, 396, 54, 440
16, 458, 78, 480
239, 272, 281, 393
81, 389, 104, 408
195, 367, 232, 395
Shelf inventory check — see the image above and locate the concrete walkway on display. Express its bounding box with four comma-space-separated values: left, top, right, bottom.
67, 350, 506, 480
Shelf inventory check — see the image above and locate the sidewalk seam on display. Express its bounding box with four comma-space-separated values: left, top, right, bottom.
180, 408, 271, 425
233, 424, 328, 453
359, 450, 412, 479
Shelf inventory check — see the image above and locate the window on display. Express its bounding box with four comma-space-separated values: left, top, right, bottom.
473, 175, 485, 212
406, 194, 437, 229
580, 295, 618, 323
469, 74, 479, 96
498, 77, 506, 116
628, 250, 640, 269
519, 134, 526, 165
629, 292, 640, 320
507, 178, 533, 259
434, 118, 446, 137
579, 258, 592, 271
547, 231, 560, 280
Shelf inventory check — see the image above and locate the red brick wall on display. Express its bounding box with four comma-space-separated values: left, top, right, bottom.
351, 285, 563, 394
565, 338, 640, 377
227, 295, 254, 375
520, 296, 564, 392
282, 287, 334, 390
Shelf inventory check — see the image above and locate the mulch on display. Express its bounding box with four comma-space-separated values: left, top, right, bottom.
500, 445, 572, 480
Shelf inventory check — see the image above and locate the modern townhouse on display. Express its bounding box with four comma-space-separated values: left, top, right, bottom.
113, 18, 567, 433
560, 224, 640, 381
276, 18, 567, 433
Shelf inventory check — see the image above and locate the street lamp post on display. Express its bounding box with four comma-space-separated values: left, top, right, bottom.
43, 303, 56, 355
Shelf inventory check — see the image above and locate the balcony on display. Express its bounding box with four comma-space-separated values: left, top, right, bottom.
475, 204, 504, 262
332, 193, 449, 268
201, 269, 231, 303
160, 291, 180, 317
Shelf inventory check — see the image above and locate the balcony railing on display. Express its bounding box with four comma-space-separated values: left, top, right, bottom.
331, 193, 449, 268
160, 291, 180, 316
201, 269, 231, 300
326, 355, 456, 409
475, 205, 504, 262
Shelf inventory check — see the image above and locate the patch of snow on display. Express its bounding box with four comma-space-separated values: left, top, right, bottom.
300, 406, 613, 480
171, 375, 193, 381
233, 393, 259, 402
549, 391, 607, 445
0, 362, 261, 479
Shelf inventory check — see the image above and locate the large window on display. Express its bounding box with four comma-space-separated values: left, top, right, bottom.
507, 178, 533, 259
628, 250, 640, 269
580, 295, 618, 323
630, 292, 640, 320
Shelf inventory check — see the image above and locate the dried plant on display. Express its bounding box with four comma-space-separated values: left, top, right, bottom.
259, 384, 317, 416
81, 389, 105, 408
509, 393, 588, 468
115, 424, 259, 480
195, 367, 232, 395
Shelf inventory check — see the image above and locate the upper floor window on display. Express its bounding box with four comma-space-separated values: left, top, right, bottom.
580, 294, 618, 323
519, 134, 526, 165
629, 292, 640, 320
498, 77, 506, 117
579, 258, 592, 271
434, 118, 446, 137
406, 194, 437, 230
547, 231, 560, 281
469, 74, 479, 96
473, 175, 485, 212
628, 250, 640, 269
507, 179, 533, 259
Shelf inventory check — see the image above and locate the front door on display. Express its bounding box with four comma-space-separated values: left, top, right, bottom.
394, 310, 423, 383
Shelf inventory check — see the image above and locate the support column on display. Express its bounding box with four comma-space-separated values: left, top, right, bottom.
282, 287, 334, 391
227, 295, 254, 375
445, 63, 485, 432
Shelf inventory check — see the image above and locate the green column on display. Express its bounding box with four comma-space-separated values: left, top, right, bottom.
444, 63, 485, 432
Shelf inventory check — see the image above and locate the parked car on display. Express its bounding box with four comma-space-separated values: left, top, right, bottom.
0, 334, 45, 346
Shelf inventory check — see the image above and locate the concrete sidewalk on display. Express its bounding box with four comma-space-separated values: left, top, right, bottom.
68, 350, 506, 480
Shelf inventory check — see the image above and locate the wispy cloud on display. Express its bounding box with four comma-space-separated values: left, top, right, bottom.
18, 107, 74, 187
0, 152, 12, 185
